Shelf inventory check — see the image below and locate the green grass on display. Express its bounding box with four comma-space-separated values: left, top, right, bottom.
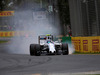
87, 74, 100, 75
70, 74, 100, 75
72, 74, 100, 75
77, 74, 100, 75
74, 51, 100, 54
0, 40, 9, 43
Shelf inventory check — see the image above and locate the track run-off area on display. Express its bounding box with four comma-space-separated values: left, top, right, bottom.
0, 44, 100, 75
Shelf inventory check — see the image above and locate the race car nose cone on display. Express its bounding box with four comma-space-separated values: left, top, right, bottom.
48, 43, 56, 53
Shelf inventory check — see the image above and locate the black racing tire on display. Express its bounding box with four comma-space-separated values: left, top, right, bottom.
30, 44, 36, 56
30, 44, 41, 56
62, 43, 69, 55
35, 44, 41, 56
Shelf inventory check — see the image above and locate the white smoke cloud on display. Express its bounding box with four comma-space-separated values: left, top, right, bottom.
7, 12, 61, 54
68, 43, 75, 54
5, 0, 63, 55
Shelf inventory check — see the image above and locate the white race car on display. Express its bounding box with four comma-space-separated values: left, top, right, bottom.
30, 34, 69, 56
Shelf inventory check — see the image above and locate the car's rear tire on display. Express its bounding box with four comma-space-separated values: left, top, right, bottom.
62, 43, 69, 55
30, 44, 41, 56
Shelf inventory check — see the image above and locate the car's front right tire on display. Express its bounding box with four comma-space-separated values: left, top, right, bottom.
30, 44, 36, 56
30, 44, 41, 56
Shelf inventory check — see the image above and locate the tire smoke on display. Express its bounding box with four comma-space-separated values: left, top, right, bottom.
68, 43, 75, 54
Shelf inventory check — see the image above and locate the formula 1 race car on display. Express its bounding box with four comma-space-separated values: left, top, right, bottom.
30, 34, 69, 56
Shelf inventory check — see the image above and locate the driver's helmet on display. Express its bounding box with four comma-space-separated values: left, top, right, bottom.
47, 39, 51, 43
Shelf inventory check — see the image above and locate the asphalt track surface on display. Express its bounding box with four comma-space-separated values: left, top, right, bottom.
0, 44, 100, 75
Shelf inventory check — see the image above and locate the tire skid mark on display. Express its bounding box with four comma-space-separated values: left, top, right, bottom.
0, 57, 20, 70
13, 57, 52, 73
0, 56, 52, 73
